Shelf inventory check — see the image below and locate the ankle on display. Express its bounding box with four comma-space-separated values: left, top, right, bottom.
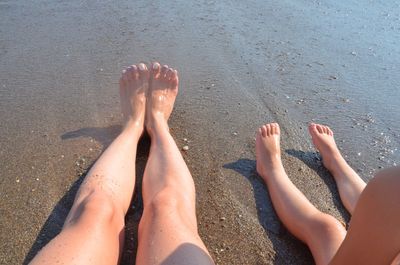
322, 151, 345, 172
327, 156, 351, 179
259, 163, 286, 183
146, 115, 170, 138
257, 156, 284, 177
122, 120, 143, 138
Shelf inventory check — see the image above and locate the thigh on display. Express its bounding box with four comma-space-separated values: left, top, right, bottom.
330, 167, 400, 265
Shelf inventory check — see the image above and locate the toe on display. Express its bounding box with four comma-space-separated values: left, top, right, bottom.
166, 68, 174, 80
256, 128, 262, 140
119, 75, 127, 94
327, 127, 334, 136
131, 65, 138, 79
126, 65, 134, 80
172, 69, 178, 79
172, 70, 179, 86
119, 73, 125, 86
122, 69, 129, 83
161, 65, 169, 78
309, 123, 317, 129
316, 124, 324, 134
308, 123, 316, 135
272, 123, 280, 135
138, 63, 149, 79
151, 62, 161, 78
270, 123, 275, 134
266, 124, 272, 136
261, 125, 267, 137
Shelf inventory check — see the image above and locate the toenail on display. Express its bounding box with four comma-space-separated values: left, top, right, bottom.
138, 63, 146, 70
153, 63, 160, 69
122, 69, 127, 74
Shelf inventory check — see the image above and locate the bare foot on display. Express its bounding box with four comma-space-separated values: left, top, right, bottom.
308, 123, 366, 214
256, 123, 284, 180
119, 63, 149, 131
308, 123, 342, 172
146, 62, 179, 133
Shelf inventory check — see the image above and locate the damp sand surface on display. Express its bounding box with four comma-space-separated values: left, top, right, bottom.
1, 0, 400, 264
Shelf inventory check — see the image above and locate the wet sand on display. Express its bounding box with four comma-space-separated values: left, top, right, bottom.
1, 0, 399, 264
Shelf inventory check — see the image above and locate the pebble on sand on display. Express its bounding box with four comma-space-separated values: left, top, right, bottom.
328, 75, 338, 80
182, 145, 189, 151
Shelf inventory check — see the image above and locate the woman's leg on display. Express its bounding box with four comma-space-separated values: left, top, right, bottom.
30, 63, 149, 265
308, 123, 366, 214
330, 166, 400, 264
256, 123, 346, 265
136, 63, 214, 265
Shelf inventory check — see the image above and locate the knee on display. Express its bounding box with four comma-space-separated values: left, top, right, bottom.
66, 192, 124, 229
302, 213, 346, 264
147, 188, 181, 216
140, 188, 198, 234
307, 213, 346, 242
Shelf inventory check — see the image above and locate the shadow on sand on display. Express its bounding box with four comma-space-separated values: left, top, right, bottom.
61, 125, 123, 151
223, 159, 314, 265
223, 159, 281, 235
224, 153, 350, 264
23, 125, 150, 265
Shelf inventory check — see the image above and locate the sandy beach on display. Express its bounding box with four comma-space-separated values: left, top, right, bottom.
1, 0, 399, 264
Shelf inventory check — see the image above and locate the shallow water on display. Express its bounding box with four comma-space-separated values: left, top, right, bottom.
1, 0, 399, 264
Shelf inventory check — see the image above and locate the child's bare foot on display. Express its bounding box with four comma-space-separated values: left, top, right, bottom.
256, 123, 284, 181
309, 123, 366, 213
119, 63, 149, 132
308, 123, 342, 172
146, 62, 179, 134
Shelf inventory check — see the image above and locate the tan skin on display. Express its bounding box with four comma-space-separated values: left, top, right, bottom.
30, 62, 214, 265
28, 61, 399, 264
256, 122, 400, 265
